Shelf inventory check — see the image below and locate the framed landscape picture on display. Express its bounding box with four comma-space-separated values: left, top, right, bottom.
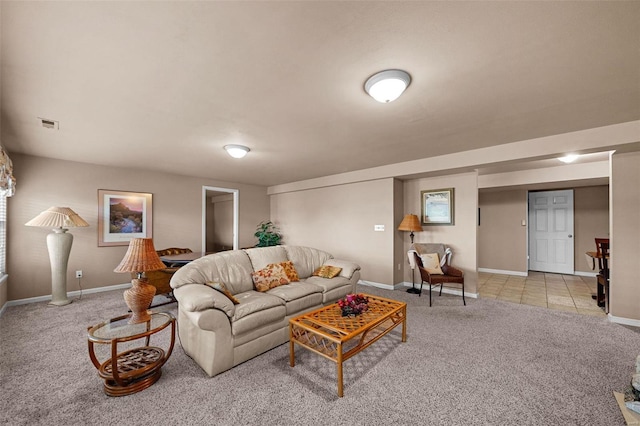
98, 190, 153, 246
421, 188, 454, 225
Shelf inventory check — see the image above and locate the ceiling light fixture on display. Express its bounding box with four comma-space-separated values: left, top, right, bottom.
558, 154, 579, 163
224, 144, 250, 159
364, 69, 411, 103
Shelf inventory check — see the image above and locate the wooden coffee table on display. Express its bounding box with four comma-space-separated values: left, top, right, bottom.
289, 294, 406, 397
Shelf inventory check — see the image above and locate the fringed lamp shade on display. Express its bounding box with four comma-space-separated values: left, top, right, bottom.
398, 214, 423, 244
114, 238, 166, 324
25, 207, 89, 229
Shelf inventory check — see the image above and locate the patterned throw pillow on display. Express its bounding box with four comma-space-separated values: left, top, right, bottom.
312, 265, 342, 279
270, 260, 299, 282
205, 281, 240, 304
251, 263, 291, 292
420, 253, 444, 275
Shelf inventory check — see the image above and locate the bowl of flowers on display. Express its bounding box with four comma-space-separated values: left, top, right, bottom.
337, 293, 369, 317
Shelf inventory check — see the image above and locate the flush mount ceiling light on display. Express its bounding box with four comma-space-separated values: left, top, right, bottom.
224, 144, 250, 159
364, 69, 411, 103
558, 154, 579, 163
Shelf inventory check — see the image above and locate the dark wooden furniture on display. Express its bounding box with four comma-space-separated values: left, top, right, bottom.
87, 312, 176, 396
159, 251, 206, 266
414, 252, 465, 307
595, 238, 610, 313
289, 294, 406, 397
133, 248, 193, 301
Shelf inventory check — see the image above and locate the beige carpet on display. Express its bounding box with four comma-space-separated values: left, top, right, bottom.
0, 284, 637, 425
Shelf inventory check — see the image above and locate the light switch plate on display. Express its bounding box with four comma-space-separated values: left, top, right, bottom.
374, 225, 385, 231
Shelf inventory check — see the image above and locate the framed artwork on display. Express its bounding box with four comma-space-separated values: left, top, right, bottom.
421, 188, 454, 225
98, 190, 153, 246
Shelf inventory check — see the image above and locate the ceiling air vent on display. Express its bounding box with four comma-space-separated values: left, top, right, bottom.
38, 117, 59, 130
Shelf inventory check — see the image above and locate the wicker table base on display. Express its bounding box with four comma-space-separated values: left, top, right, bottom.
88, 312, 175, 397
289, 294, 406, 397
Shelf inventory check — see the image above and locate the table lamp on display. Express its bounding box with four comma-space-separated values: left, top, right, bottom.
25, 207, 89, 306
398, 214, 423, 244
114, 238, 166, 324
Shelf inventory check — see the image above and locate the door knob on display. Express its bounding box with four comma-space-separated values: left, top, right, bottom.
568, 235, 573, 238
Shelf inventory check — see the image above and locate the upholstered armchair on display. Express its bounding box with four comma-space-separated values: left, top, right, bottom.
411, 244, 465, 307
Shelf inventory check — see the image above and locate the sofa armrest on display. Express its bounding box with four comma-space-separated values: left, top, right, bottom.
323, 259, 361, 279
173, 284, 235, 318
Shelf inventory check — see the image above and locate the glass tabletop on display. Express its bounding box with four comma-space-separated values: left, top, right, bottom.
88, 311, 174, 342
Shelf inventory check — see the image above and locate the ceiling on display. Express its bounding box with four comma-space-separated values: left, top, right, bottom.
1, 1, 639, 187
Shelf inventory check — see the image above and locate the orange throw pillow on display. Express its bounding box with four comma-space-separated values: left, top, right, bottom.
251, 264, 290, 292
312, 265, 342, 279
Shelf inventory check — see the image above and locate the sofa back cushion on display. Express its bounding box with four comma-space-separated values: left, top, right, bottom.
244, 246, 288, 272
283, 246, 333, 279
170, 250, 256, 294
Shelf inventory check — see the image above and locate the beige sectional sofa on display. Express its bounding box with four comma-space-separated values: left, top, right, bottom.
170, 245, 361, 377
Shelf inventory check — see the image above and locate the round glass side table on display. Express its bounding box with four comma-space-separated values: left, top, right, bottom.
87, 311, 175, 396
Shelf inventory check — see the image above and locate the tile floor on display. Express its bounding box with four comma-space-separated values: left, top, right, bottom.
478, 271, 606, 317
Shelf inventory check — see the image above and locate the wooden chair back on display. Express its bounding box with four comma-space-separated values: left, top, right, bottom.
594, 238, 609, 275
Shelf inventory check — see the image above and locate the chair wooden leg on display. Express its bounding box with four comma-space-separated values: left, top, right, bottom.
429, 283, 432, 307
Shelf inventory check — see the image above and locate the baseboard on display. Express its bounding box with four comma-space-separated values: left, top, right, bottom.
608, 314, 640, 328
358, 280, 398, 291
400, 281, 478, 299
0, 282, 130, 318
574, 271, 598, 278
478, 268, 528, 277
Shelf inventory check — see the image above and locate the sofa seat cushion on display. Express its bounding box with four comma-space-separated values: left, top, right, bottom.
265, 281, 322, 315
266, 281, 322, 302
303, 276, 353, 293
231, 291, 286, 336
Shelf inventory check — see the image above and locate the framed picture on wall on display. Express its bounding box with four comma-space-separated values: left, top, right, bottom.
421, 188, 454, 225
98, 189, 153, 246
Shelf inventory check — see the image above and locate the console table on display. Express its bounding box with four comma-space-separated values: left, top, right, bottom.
160, 251, 207, 265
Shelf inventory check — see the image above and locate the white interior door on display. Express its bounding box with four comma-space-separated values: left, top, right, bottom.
528, 190, 574, 274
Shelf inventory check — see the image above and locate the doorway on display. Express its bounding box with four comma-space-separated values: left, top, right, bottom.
528, 189, 574, 274
202, 186, 239, 253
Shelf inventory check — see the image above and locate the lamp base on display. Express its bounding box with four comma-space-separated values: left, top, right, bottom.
406, 287, 421, 294
124, 278, 156, 324
49, 298, 72, 306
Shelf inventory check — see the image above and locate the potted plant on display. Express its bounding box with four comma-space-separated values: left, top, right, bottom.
254, 221, 282, 247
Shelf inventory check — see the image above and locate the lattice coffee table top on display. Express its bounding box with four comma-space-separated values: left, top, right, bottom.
290, 294, 406, 341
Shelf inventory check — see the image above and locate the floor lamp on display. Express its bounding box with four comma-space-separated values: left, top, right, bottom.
398, 214, 423, 294
26, 207, 89, 306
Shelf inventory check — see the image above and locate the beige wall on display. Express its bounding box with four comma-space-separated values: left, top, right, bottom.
270, 178, 396, 286
207, 193, 234, 252
574, 186, 609, 273
403, 172, 479, 294
478, 190, 528, 272
393, 178, 405, 285
7, 154, 269, 301
477, 186, 609, 274
610, 151, 640, 320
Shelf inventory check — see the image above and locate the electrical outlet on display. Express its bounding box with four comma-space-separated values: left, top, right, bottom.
75, 270, 83, 278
